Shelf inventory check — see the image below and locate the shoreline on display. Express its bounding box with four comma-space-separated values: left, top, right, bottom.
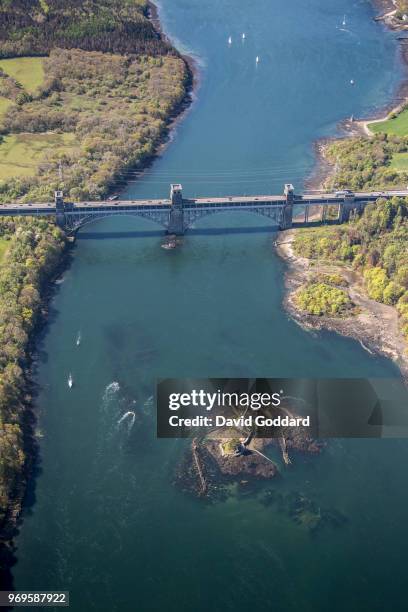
275, 230, 408, 380
0, 1, 196, 587
0, 233, 72, 589
118, 0, 200, 190
298, 1, 408, 376
307, 0, 408, 190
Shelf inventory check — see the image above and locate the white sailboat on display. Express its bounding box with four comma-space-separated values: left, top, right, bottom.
68, 373, 73, 389
342, 14, 346, 27
255, 55, 259, 64
242, 33, 246, 40
228, 35, 232, 45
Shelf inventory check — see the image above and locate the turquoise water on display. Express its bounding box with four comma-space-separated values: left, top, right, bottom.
12, 1, 408, 611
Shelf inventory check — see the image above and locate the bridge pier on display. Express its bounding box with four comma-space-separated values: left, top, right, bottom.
168, 183, 184, 235
55, 190, 66, 228
280, 183, 294, 230
339, 194, 356, 223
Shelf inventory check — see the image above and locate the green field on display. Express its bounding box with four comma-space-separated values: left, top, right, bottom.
369, 109, 408, 136
0, 57, 45, 93
0, 96, 13, 118
0, 238, 9, 262
390, 152, 408, 172
0, 133, 76, 180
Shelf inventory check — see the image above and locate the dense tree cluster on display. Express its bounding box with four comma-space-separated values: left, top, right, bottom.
0, 0, 175, 58
0, 217, 66, 532
293, 198, 408, 337
295, 282, 352, 317
324, 133, 408, 191
0, 48, 188, 202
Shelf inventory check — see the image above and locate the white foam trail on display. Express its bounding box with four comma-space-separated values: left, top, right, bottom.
102, 381, 120, 403
117, 411, 136, 430
107, 381, 120, 393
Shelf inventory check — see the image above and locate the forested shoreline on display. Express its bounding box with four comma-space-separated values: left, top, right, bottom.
291, 198, 408, 347
297, 1, 408, 345
0, 0, 191, 573
0, 218, 66, 570
0, 0, 174, 57
0, 0, 191, 204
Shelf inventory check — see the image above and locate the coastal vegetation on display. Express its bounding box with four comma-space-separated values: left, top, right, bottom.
324, 133, 408, 191
221, 438, 241, 455
0, 0, 174, 58
0, 48, 188, 202
295, 281, 353, 317
0, 217, 66, 540
313, 272, 347, 287
0, 0, 190, 204
369, 107, 408, 137
293, 198, 408, 337
0, 0, 190, 555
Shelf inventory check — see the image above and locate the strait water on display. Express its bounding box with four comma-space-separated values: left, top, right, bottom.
12, 1, 408, 611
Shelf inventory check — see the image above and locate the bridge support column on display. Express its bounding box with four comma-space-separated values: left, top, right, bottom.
280, 183, 294, 230
54, 190, 66, 228
339, 194, 355, 223
168, 183, 184, 235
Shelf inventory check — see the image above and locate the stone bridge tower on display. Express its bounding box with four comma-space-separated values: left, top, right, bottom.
280, 183, 294, 229
55, 190, 66, 228
168, 183, 184, 235
339, 192, 357, 223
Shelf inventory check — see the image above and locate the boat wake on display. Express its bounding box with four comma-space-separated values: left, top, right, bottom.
117, 411, 136, 431
103, 381, 120, 401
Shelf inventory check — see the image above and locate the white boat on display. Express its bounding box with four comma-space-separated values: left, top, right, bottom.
350, 79, 355, 85
228, 36, 232, 44
242, 33, 246, 40
256, 56, 259, 64
342, 15, 346, 26
76, 331, 81, 346
68, 374, 73, 389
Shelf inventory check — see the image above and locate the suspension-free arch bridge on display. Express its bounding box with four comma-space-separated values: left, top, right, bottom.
0, 184, 406, 234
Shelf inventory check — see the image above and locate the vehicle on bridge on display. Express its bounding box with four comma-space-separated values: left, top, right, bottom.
335, 190, 353, 197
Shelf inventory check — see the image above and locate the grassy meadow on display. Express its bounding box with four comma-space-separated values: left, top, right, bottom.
0, 57, 45, 94
0, 237, 9, 262
0, 133, 76, 180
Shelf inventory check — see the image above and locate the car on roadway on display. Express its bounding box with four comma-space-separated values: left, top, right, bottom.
335, 190, 353, 197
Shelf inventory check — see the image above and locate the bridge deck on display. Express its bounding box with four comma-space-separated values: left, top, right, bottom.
0, 189, 407, 215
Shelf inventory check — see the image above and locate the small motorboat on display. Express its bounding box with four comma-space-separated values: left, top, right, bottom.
68, 374, 73, 389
